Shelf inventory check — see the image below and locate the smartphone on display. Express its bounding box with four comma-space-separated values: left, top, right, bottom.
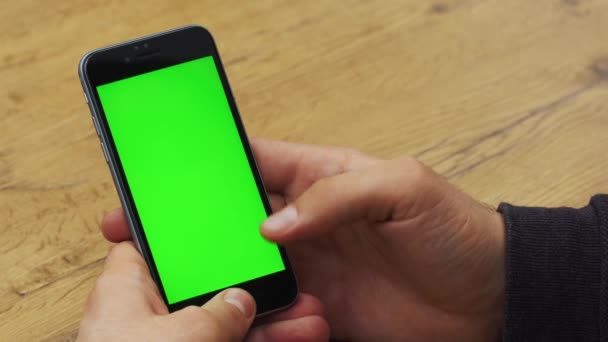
79, 25, 298, 314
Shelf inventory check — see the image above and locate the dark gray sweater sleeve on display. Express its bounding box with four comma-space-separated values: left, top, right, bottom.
498, 195, 608, 342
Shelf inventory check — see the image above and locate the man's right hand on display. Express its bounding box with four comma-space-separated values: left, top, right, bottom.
102, 139, 506, 341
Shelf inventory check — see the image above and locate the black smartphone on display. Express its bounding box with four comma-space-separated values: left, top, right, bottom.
79, 25, 298, 314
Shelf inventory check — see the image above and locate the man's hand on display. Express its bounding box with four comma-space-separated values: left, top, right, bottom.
78, 242, 255, 342
258, 141, 505, 341
101, 139, 505, 341
79, 241, 328, 342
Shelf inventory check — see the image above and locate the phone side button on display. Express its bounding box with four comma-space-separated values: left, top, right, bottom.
83, 92, 89, 104
100, 142, 110, 163
91, 116, 101, 136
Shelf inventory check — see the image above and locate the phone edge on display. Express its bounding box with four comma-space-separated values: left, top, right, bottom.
77, 25, 300, 316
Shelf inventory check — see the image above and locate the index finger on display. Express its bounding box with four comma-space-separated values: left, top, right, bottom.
250, 138, 376, 196
250, 138, 301, 194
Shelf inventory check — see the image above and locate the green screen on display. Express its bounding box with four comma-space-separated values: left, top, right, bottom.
96, 56, 285, 304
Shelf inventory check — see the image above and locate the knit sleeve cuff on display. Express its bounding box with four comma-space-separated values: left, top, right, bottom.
498, 199, 603, 341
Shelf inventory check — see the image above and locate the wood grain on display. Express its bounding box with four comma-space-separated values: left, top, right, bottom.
1, 0, 607, 340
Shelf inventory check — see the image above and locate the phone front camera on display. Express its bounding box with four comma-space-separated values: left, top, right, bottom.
124, 57, 131, 63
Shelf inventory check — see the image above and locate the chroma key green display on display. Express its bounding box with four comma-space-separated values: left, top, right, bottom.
96, 56, 285, 304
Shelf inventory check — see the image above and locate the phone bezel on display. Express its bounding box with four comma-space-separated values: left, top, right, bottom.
79, 25, 298, 314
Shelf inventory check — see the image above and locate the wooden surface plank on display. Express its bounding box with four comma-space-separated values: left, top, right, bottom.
1, 0, 608, 340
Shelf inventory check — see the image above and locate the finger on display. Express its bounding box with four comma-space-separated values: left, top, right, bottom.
250, 138, 376, 195
104, 241, 146, 270
96, 242, 167, 314
101, 208, 131, 242
250, 138, 299, 193
255, 293, 324, 325
261, 157, 431, 242
268, 193, 287, 212
176, 288, 256, 341
103, 242, 159, 297
246, 316, 330, 342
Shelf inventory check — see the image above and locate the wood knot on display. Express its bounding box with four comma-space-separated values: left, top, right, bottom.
429, 3, 449, 14
8, 91, 23, 104
591, 57, 608, 81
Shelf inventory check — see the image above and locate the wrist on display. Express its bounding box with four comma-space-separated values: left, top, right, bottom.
465, 202, 506, 340
486, 210, 506, 340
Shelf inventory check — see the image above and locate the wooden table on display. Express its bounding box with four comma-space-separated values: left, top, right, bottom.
2, 0, 607, 340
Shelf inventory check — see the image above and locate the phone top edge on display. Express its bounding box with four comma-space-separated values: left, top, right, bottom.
78, 25, 209, 88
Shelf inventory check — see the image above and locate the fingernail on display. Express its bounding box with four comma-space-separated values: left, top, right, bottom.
262, 206, 298, 233
224, 289, 254, 317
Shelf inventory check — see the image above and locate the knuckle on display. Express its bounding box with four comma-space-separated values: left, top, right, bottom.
398, 155, 425, 170
311, 175, 339, 194
317, 147, 367, 178
181, 305, 210, 322
394, 156, 433, 184
339, 147, 367, 172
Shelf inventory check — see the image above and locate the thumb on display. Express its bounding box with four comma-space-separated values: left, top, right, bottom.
171, 288, 256, 341
261, 157, 430, 242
